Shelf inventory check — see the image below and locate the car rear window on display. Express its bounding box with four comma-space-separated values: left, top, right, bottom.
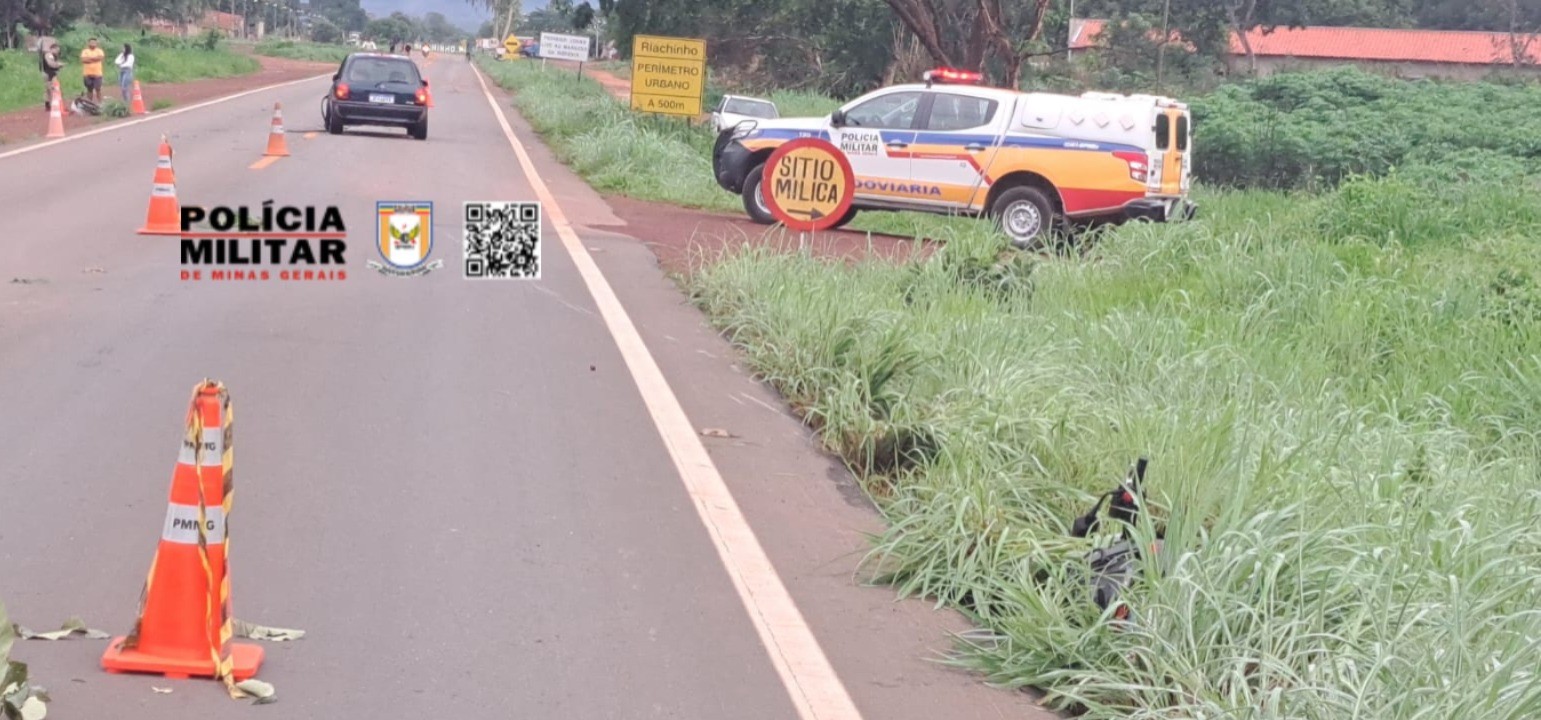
345, 57, 421, 88
723, 99, 777, 118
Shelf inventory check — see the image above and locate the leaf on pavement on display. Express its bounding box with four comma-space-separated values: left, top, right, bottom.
19, 696, 46, 720
232, 620, 305, 642
235, 679, 277, 705
22, 618, 109, 641
700, 427, 735, 438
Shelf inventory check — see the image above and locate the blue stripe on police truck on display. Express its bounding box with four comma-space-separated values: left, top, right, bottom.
751, 128, 1142, 155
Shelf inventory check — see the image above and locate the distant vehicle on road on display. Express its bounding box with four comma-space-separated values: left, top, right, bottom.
711, 95, 779, 134
321, 52, 431, 140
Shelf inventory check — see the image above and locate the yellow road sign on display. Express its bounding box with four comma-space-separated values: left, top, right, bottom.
629, 93, 703, 118
762, 138, 855, 232
503, 34, 521, 58
630, 34, 706, 118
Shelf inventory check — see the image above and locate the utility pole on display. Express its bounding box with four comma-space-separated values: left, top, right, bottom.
1156, 0, 1171, 90
1067, 0, 1075, 62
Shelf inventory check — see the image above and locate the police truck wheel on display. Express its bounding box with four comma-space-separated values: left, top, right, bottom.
990, 186, 1057, 250
741, 163, 776, 225
832, 205, 856, 228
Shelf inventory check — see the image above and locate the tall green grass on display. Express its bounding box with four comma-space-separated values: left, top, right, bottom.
0, 26, 258, 114
477, 57, 983, 239
1194, 68, 1541, 189
688, 174, 1541, 718
254, 39, 352, 64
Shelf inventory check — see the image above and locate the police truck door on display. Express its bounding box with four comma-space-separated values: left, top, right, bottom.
831, 90, 922, 202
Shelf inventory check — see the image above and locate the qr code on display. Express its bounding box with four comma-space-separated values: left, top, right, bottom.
463, 201, 541, 279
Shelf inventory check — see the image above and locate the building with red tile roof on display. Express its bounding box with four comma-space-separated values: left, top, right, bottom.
1067, 19, 1541, 80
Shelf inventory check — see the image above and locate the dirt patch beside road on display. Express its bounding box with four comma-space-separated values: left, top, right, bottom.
599, 194, 935, 275
0, 53, 334, 146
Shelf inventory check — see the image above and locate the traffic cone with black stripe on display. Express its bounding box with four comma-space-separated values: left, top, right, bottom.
45, 80, 65, 138
130, 80, 148, 115
101, 380, 264, 683
263, 102, 290, 157
138, 136, 181, 235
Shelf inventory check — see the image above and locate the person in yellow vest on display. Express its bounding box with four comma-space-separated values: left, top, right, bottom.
80, 37, 106, 105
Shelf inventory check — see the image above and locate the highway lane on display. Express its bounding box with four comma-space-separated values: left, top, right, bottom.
1, 54, 1056, 720
1, 56, 799, 718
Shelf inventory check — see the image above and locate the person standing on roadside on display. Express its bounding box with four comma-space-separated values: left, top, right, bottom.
80, 37, 106, 105
115, 43, 135, 104
39, 40, 63, 111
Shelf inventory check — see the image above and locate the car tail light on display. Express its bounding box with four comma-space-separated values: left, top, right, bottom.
335, 83, 350, 100
1113, 151, 1148, 183
414, 88, 427, 105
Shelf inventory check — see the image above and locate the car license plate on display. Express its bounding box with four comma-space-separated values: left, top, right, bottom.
368, 93, 394, 104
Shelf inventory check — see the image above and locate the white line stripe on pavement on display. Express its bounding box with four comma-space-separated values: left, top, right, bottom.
0, 73, 331, 163
471, 64, 866, 720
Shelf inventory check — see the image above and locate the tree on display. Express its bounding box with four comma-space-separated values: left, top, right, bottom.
572, 1, 594, 29
311, 15, 342, 42
880, 0, 1051, 87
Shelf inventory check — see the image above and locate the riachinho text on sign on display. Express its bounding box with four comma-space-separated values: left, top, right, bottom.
630, 34, 706, 119
635, 36, 705, 60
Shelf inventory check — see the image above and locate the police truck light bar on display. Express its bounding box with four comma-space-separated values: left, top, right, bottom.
923, 67, 983, 86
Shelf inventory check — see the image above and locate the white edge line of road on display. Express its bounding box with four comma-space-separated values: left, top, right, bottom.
0, 72, 331, 163
471, 64, 865, 720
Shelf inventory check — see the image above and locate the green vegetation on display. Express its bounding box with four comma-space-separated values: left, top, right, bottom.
485, 48, 1541, 716
1, 601, 48, 719
0, 26, 257, 114
254, 39, 352, 64
478, 58, 983, 239
688, 172, 1541, 718
1194, 68, 1541, 189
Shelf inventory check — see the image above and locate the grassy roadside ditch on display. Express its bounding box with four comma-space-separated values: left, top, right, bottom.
254, 39, 353, 64
478, 51, 1541, 714
0, 26, 258, 114
477, 57, 1001, 240
688, 174, 1541, 717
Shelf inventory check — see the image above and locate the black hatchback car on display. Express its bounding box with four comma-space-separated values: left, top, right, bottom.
322, 53, 430, 139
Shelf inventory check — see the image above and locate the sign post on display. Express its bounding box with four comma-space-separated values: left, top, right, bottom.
630, 34, 707, 120
762, 137, 856, 236
502, 34, 521, 61
538, 32, 593, 80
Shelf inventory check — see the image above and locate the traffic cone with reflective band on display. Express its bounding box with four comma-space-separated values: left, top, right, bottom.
425, 83, 434, 108
131, 80, 147, 115
263, 102, 289, 157
138, 136, 181, 236
45, 82, 65, 138
101, 381, 263, 686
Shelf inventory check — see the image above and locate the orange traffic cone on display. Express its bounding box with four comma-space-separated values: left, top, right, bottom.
102, 381, 263, 686
131, 80, 148, 115
138, 136, 181, 235
263, 102, 289, 157
45, 82, 65, 138
425, 83, 434, 108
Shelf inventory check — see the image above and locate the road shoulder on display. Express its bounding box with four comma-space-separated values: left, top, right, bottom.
0, 53, 334, 146
480, 66, 1059, 720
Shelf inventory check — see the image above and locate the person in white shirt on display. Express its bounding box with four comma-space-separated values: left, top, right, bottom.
114, 43, 135, 104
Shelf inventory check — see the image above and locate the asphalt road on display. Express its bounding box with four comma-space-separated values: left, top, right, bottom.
0, 55, 1051, 719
